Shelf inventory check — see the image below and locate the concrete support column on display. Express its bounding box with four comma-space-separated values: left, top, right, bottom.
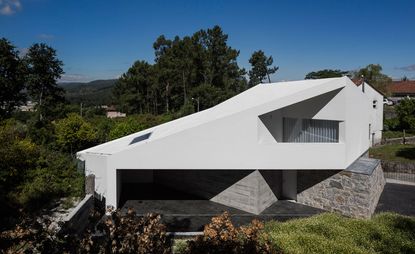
85, 174, 95, 195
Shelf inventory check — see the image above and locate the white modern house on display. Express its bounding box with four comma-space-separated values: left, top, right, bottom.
77, 77, 385, 218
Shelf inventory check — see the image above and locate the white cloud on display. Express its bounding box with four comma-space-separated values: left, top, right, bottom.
396, 64, 415, 72
38, 33, 55, 40
18, 47, 28, 57
59, 74, 91, 83
0, 0, 21, 15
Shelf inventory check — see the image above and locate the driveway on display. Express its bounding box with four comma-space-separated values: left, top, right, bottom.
375, 182, 415, 216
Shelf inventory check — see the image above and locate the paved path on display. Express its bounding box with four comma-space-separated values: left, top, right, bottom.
375, 182, 415, 216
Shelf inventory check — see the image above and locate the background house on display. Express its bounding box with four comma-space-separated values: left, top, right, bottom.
388, 80, 415, 102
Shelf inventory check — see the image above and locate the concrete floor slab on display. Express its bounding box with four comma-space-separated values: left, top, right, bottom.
121, 199, 323, 232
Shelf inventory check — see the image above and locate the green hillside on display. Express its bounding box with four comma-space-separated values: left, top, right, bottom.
60, 79, 117, 106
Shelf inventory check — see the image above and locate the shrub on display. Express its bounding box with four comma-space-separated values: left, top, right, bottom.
12, 148, 84, 209
82, 208, 171, 254
185, 212, 277, 254
1, 209, 171, 253
396, 98, 415, 130
383, 118, 400, 131
108, 114, 174, 140
55, 113, 98, 153
109, 117, 146, 140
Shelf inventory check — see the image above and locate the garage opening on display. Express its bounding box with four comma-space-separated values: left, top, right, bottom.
117, 169, 261, 208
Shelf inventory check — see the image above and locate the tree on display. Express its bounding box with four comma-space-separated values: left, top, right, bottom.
354, 64, 392, 95
0, 38, 26, 118
109, 117, 145, 140
248, 50, 279, 86
305, 69, 348, 79
55, 113, 97, 153
113, 60, 155, 114
113, 26, 247, 115
24, 43, 65, 121
395, 98, 415, 130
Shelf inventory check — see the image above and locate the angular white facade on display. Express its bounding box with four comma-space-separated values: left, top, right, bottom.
77, 77, 383, 210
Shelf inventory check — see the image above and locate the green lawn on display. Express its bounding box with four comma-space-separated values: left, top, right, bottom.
369, 144, 415, 162
264, 213, 415, 254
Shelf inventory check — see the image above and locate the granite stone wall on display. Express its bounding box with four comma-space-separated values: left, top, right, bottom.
297, 163, 385, 218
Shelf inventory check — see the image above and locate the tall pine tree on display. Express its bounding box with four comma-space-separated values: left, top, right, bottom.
24, 43, 65, 121
248, 50, 278, 86
0, 38, 26, 118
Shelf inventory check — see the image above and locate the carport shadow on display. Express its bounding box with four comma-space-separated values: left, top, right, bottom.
153, 170, 254, 200
118, 183, 203, 208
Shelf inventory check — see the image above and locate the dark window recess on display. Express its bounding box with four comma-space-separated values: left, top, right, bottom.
129, 132, 152, 145
76, 159, 85, 172
283, 117, 339, 143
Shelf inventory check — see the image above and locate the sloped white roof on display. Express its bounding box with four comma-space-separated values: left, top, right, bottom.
78, 77, 349, 156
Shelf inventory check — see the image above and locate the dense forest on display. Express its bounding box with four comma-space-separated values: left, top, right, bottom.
61, 79, 117, 106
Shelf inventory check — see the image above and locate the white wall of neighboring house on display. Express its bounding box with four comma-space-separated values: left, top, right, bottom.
77, 77, 381, 208
106, 111, 126, 118
357, 83, 384, 146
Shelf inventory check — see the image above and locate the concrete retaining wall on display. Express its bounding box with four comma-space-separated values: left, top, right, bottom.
381, 161, 415, 183
63, 194, 94, 235
297, 163, 385, 218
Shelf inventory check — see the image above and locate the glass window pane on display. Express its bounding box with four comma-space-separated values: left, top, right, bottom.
283, 117, 339, 143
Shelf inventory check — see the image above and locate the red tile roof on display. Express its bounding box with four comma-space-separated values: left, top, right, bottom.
389, 81, 415, 95
351, 78, 364, 86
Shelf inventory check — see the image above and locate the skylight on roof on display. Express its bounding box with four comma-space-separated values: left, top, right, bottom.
129, 132, 152, 145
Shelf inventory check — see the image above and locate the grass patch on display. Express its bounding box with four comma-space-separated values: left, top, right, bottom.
369, 144, 415, 162
264, 213, 415, 254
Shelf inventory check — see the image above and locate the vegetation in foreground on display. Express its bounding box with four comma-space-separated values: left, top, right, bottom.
174, 212, 415, 254
263, 212, 415, 254
1, 196, 414, 253
369, 144, 415, 162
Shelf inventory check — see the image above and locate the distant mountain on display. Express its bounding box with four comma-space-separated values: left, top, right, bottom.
60, 79, 117, 105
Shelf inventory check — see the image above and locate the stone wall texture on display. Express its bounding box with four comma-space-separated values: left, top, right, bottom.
297, 164, 385, 218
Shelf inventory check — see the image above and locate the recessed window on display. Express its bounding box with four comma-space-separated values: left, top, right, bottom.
283, 118, 339, 143
373, 100, 377, 109
129, 132, 152, 145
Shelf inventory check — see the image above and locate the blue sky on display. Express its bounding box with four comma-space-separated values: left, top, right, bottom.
1, 0, 414, 82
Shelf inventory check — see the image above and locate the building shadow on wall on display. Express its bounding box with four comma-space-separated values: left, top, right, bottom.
297, 170, 340, 193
